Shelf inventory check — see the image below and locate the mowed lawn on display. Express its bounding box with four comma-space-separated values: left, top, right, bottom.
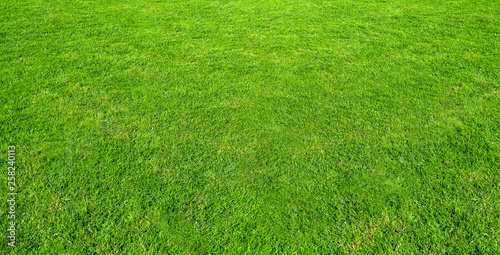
1, 0, 499, 253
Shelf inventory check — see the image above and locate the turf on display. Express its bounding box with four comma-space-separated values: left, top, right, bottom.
1, 0, 499, 253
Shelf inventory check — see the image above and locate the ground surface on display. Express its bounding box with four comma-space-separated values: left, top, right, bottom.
1, 0, 499, 253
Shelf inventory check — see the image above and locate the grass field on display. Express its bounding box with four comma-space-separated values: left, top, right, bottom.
1, 0, 499, 253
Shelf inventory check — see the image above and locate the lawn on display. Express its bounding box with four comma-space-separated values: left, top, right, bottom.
1, 0, 499, 253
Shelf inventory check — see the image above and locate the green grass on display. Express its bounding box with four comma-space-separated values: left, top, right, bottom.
1, 0, 499, 253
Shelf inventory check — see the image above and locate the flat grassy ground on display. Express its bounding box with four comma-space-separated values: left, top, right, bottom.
1, 0, 499, 253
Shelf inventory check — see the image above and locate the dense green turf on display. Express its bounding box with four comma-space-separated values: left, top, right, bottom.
1, 0, 499, 253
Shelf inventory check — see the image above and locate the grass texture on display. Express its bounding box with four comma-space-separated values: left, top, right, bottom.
1, 0, 500, 253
